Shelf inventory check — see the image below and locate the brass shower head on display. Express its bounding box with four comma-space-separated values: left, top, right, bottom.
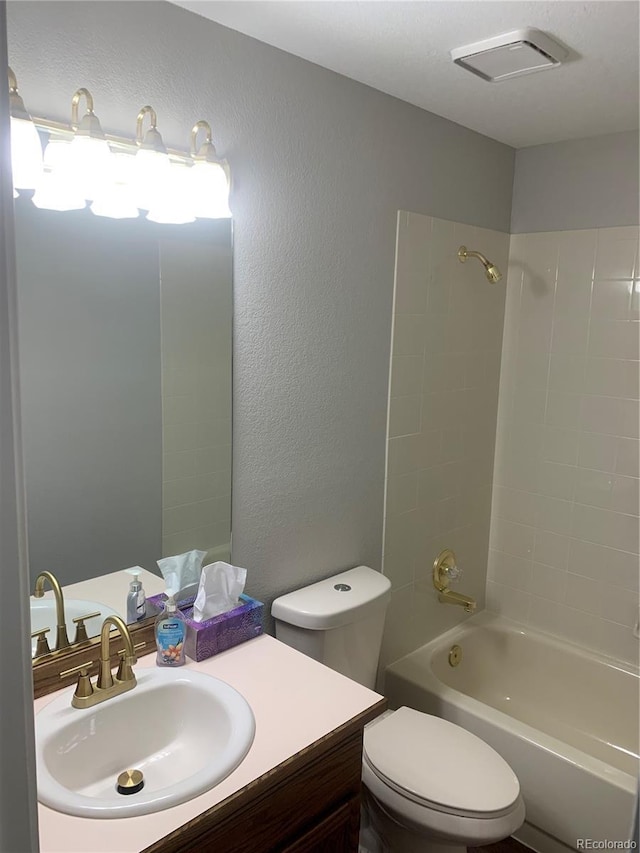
457, 246, 503, 283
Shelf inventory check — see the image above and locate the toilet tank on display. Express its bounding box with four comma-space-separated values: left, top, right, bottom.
271, 566, 391, 689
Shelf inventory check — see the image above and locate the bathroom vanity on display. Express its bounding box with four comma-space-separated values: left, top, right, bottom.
34, 634, 385, 853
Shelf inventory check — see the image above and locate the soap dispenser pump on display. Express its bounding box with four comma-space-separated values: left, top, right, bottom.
155, 591, 186, 667
126, 570, 146, 623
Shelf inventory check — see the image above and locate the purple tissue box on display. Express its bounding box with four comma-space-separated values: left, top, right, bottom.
146, 593, 264, 662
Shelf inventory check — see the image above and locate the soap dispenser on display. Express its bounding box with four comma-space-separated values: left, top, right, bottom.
126, 571, 146, 623
155, 591, 186, 667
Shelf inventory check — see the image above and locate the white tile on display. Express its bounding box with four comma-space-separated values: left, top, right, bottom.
492, 518, 535, 559
534, 495, 575, 535
386, 473, 418, 515
580, 395, 625, 436
534, 529, 570, 569
572, 503, 639, 554
594, 227, 639, 280
565, 573, 602, 615
384, 509, 419, 559
585, 358, 639, 400
417, 429, 442, 469
485, 581, 531, 620
382, 549, 414, 590
536, 461, 576, 501
557, 229, 597, 283
548, 354, 586, 394
545, 392, 582, 430
578, 432, 617, 473
163, 449, 197, 481
600, 584, 640, 627
389, 394, 421, 437
550, 314, 590, 356
610, 474, 639, 516
393, 314, 425, 356
493, 487, 537, 525
574, 467, 615, 510
390, 355, 424, 398
615, 438, 639, 477
541, 427, 579, 465
620, 398, 639, 439
588, 320, 639, 360
387, 434, 421, 476
513, 385, 547, 424
598, 619, 639, 665
591, 279, 634, 321
528, 562, 568, 601
527, 595, 566, 636
568, 539, 639, 590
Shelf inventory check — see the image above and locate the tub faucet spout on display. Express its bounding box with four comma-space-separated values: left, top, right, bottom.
433, 549, 476, 613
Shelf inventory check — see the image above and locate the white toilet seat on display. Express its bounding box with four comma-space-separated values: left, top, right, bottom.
362, 707, 525, 845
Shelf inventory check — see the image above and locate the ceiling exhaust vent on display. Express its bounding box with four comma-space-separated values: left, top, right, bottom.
451, 28, 568, 82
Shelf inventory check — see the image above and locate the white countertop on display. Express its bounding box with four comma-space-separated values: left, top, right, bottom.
35, 634, 384, 853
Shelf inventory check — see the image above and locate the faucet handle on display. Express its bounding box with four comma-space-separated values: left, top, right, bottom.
116, 642, 145, 681
31, 627, 52, 658
444, 562, 463, 583
72, 611, 101, 644
60, 661, 95, 700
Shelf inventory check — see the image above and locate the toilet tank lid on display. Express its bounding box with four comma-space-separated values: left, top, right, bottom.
271, 566, 391, 630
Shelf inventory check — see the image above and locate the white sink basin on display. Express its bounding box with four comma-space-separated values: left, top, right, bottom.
30, 598, 119, 657
35, 668, 255, 818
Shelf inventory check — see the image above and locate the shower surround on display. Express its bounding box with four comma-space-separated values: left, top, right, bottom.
489, 226, 639, 665
380, 212, 510, 668
382, 216, 639, 671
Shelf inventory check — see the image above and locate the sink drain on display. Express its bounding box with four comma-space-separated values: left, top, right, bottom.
117, 769, 144, 795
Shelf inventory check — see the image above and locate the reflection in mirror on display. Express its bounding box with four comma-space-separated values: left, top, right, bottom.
14, 199, 233, 654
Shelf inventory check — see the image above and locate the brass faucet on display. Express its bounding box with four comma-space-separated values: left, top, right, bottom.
33, 571, 70, 651
67, 615, 137, 709
433, 549, 476, 613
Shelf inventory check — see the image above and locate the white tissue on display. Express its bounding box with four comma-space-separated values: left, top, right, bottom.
157, 549, 206, 602
193, 561, 247, 622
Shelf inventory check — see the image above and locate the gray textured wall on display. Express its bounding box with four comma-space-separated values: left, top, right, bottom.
7, 1, 514, 616
511, 130, 639, 233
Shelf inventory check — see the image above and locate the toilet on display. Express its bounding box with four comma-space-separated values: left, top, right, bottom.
271, 566, 525, 853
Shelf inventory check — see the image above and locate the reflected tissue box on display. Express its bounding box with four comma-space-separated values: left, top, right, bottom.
147, 592, 264, 662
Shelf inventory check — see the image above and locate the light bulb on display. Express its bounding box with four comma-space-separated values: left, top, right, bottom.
10, 115, 43, 191
31, 138, 86, 212
90, 152, 140, 219
189, 160, 231, 218
133, 148, 171, 212
69, 135, 112, 201
146, 162, 195, 224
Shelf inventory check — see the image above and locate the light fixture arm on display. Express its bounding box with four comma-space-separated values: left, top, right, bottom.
70, 87, 106, 139
7, 66, 31, 121
136, 105, 167, 153
190, 119, 219, 162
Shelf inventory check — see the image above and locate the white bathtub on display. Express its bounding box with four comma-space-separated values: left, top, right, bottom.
384, 613, 639, 853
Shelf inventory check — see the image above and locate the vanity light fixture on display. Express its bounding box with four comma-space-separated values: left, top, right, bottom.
7, 69, 232, 223
189, 120, 232, 219
134, 105, 171, 213
7, 66, 43, 191
69, 87, 112, 201
31, 137, 86, 212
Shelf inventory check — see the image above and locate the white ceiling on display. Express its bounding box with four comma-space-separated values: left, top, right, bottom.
172, 0, 640, 149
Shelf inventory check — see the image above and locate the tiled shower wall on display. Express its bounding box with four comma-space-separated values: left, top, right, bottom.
380, 212, 510, 668
488, 226, 640, 664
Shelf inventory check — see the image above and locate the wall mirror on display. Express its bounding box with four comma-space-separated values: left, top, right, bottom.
13, 197, 233, 687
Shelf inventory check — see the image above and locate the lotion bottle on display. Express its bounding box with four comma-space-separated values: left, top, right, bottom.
155, 591, 186, 666
126, 571, 146, 623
